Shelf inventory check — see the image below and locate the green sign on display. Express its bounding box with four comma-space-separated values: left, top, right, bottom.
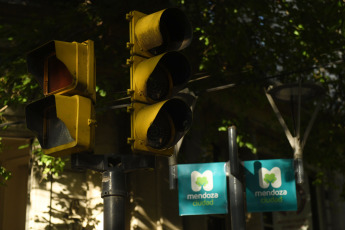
244, 159, 297, 212
177, 162, 228, 216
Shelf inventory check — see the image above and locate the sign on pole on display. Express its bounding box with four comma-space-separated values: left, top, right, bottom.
177, 162, 228, 216
244, 159, 297, 212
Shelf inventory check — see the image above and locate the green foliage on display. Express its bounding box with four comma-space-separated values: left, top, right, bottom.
0, 137, 11, 185
0, 59, 41, 106
31, 141, 66, 180
0, 165, 11, 186
179, 0, 345, 185
1, 139, 66, 184
15, 140, 66, 181
218, 120, 257, 154
0, 0, 344, 189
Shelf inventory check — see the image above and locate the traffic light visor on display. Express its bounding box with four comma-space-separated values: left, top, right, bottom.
132, 98, 192, 151
132, 52, 190, 103
27, 41, 76, 95
27, 40, 95, 101
132, 8, 192, 56
26, 95, 74, 149
25, 95, 95, 156
148, 98, 192, 149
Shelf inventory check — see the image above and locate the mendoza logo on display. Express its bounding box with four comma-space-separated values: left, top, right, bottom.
187, 170, 218, 206
258, 167, 282, 188
191, 170, 213, 191
256, 167, 287, 204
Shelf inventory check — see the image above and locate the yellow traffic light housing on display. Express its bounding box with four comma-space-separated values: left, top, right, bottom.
25, 40, 96, 157
27, 40, 96, 102
128, 8, 192, 57
127, 8, 193, 156
26, 95, 95, 156
130, 99, 192, 156
129, 51, 190, 103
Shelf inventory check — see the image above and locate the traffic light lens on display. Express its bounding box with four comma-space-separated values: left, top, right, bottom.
160, 52, 190, 87
43, 105, 74, 149
147, 111, 173, 149
147, 64, 171, 101
46, 54, 74, 94
25, 95, 74, 150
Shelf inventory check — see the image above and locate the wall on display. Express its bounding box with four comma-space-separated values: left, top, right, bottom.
0, 137, 31, 230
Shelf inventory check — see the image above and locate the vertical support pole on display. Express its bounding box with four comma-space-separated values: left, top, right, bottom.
72, 153, 155, 230
168, 161, 177, 190
102, 170, 126, 230
169, 150, 178, 190
228, 126, 245, 230
294, 78, 304, 184
228, 126, 239, 176
294, 157, 304, 184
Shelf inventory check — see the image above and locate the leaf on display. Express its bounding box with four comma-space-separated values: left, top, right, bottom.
196, 176, 208, 187
264, 173, 277, 184
18, 144, 30, 149
218, 126, 227, 131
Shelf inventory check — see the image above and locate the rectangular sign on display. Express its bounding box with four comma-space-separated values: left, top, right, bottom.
244, 159, 297, 212
177, 162, 228, 216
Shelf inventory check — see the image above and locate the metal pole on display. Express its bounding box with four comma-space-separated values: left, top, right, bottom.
266, 90, 305, 184
168, 162, 177, 190
228, 126, 245, 230
228, 126, 239, 176
294, 79, 304, 184
169, 150, 178, 190
71, 153, 155, 230
102, 170, 126, 230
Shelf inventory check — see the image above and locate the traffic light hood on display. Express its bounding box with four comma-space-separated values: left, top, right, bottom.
132, 51, 190, 103
130, 8, 193, 57
131, 98, 192, 155
27, 40, 96, 102
25, 95, 95, 156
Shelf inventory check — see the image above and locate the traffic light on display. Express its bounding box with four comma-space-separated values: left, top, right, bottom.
127, 8, 193, 156
25, 40, 96, 157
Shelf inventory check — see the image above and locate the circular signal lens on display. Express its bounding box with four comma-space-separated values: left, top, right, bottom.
147, 111, 174, 149
147, 64, 171, 101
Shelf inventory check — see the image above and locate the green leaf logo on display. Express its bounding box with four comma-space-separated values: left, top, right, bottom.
191, 170, 214, 191
264, 173, 277, 184
196, 176, 208, 187
258, 167, 282, 188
